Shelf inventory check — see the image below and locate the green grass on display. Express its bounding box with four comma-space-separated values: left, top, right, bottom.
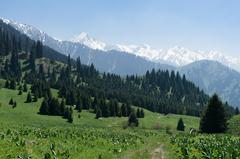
170, 133, 240, 158
228, 115, 240, 135
0, 85, 200, 158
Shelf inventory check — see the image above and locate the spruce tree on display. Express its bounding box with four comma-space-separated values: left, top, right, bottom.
39, 98, 49, 115
126, 103, 132, 116
9, 79, 16, 89
23, 82, 28, 92
128, 111, 139, 127
76, 57, 82, 75
18, 90, 22, 95
76, 98, 82, 112
5, 80, 9, 88
200, 94, 227, 133
60, 99, 65, 115
235, 107, 240, 115
29, 45, 36, 72
117, 105, 122, 117
9, 98, 14, 105
67, 107, 73, 123
33, 93, 38, 102
137, 108, 141, 118
25, 92, 32, 103
96, 108, 102, 119
18, 84, 22, 91
177, 118, 185, 131
121, 104, 127, 117
36, 40, 43, 58
109, 100, 116, 117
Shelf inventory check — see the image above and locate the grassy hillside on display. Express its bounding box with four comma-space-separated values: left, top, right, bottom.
228, 115, 240, 135
0, 83, 200, 158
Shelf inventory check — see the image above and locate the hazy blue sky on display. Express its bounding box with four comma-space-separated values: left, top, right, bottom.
0, 0, 239, 56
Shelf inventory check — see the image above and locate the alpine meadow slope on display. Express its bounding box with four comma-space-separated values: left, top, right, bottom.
1, 17, 240, 108
0, 3, 240, 159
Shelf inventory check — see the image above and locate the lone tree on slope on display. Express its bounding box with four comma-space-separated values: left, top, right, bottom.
177, 118, 185, 131
200, 94, 227, 133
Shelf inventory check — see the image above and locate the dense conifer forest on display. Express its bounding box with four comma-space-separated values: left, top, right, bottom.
0, 16, 240, 159
0, 20, 235, 121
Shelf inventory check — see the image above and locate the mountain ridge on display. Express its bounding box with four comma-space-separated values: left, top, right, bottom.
1, 17, 240, 107
178, 60, 240, 107
1, 17, 240, 72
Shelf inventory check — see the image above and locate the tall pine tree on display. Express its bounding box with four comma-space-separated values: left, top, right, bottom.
200, 94, 227, 133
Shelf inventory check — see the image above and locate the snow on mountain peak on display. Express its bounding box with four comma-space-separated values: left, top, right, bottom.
71, 32, 106, 50
2, 17, 240, 72
0, 17, 61, 43
71, 32, 89, 42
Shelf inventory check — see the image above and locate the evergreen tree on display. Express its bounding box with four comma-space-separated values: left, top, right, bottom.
121, 104, 127, 117
9, 40, 21, 80
200, 94, 227, 133
96, 108, 102, 119
92, 96, 99, 113
76, 98, 82, 112
82, 96, 90, 110
109, 99, 116, 117
33, 93, 38, 102
126, 103, 132, 116
128, 111, 139, 127
9, 79, 16, 89
60, 99, 65, 115
25, 92, 32, 103
18, 90, 22, 95
177, 118, 185, 131
235, 107, 240, 115
100, 98, 110, 117
29, 45, 36, 72
76, 57, 82, 76
5, 80, 9, 88
50, 68, 57, 88
116, 104, 122, 117
113, 100, 119, 117
36, 40, 43, 58
39, 98, 49, 115
9, 98, 14, 105
18, 84, 22, 91
136, 108, 141, 118
3, 59, 9, 76
23, 82, 28, 92
67, 107, 73, 123
48, 97, 61, 115
66, 54, 71, 78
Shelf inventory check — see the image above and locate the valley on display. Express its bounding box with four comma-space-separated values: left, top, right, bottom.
0, 3, 240, 158
0, 84, 194, 159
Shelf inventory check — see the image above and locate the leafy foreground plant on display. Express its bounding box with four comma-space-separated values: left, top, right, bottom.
170, 134, 240, 159
0, 126, 161, 159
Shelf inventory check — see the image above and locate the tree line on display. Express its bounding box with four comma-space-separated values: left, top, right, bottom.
0, 20, 236, 124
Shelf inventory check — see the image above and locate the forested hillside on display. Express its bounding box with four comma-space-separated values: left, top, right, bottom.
0, 20, 234, 119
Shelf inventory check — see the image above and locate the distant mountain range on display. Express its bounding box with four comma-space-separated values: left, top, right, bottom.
1, 17, 240, 108
178, 60, 240, 107
2, 17, 240, 72
0, 18, 174, 75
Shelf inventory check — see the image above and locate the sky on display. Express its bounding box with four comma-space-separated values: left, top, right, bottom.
0, 0, 239, 56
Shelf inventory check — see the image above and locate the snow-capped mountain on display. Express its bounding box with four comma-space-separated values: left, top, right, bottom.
0, 17, 59, 43
71, 32, 106, 50
1, 17, 240, 72
2, 17, 240, 107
